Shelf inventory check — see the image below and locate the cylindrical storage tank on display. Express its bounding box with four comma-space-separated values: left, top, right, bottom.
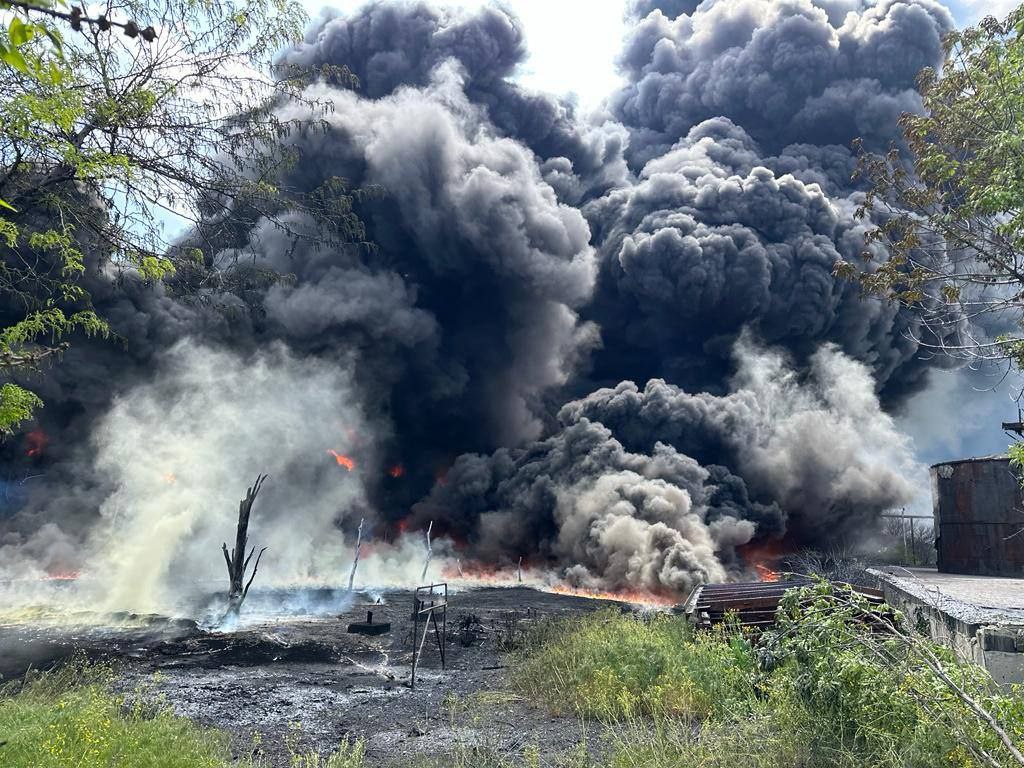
931, 456, 1024, 576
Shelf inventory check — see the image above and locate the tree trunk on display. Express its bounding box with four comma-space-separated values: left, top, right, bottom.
222, 474, 268, 615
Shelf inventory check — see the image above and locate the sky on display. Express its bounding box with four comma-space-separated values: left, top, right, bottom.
301, 0, 627, 111
302, 0, 1018, 113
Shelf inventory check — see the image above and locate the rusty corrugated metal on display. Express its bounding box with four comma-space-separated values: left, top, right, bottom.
683, 579, 884, 631
931, 456, 1024, 577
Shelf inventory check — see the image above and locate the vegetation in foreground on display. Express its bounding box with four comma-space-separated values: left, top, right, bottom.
6, 582, 1024, 768
513, 582, 1024, 768
0, 661, 365, 768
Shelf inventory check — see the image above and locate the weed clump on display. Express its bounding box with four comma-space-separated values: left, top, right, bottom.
510, 585, 1024, 768
511, 611, 754, 720
0, 661, 233, 768
0, 660, 367, 768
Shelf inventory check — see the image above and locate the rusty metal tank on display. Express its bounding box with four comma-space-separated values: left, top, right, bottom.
931, 456, 1024, 576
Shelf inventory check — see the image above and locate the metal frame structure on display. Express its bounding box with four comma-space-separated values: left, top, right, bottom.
410, 582, 447, 689
683, 579, 884, 631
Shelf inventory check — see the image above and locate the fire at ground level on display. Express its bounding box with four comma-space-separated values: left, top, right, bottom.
0, 586, 652, 766
8, 567, 1024, 766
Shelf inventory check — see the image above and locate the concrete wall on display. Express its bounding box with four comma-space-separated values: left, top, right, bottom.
872, 569, 1024, 686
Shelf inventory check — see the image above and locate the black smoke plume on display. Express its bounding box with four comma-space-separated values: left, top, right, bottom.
0, 0, 961, 601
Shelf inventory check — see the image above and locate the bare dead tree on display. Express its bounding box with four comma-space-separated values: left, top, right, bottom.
222, 474, 268, 615
347, 517, 364, 592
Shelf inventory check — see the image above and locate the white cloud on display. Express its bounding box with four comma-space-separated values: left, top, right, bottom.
948, 0, 1019, 23
302, 0, 628, 111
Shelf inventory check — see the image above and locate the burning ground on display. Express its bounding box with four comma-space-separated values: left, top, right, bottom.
1, 0, 961, 610
0, 586, 644, 766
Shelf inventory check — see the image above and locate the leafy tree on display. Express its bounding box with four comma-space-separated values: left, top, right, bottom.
0, 0, 153, 77
0, 0, 366, 435
836, 6, 1024, 369
765, 582, 1024, 768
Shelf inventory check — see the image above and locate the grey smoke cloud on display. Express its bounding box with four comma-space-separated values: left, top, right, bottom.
84, 340, 369, 612
281, 1, 632, 203
0, 0, 965, 601
410, 415, 754, 592
581, 116, 961, 403
612, 0, 953, 165
413, 335, 918, 590
262, 71, 600, 452
563, 334, 921, 547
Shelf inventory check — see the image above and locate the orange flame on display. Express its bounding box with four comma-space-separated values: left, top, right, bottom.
163, 473, 177, 484
439, 559, 678, 607
545, 583, 679, 607
739, 540, 787, 582
388, 464, 405, 478
40, 570, 80, 581
328, 450, 355, 470
25, 429, 47, 458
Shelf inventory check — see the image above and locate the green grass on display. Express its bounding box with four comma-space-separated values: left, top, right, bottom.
286, 741, 366, 768
0, 663, 236, 768
508, 598, 1024, 768
0, 662, 366, 768
511, 612, 754, 721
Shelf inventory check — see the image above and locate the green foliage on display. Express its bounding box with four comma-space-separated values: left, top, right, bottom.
0, 0, 368, 437
0, 662, 236, 768
762, 583, 983, 765
511, 587, 1024, 768
1009, 442, 1024, 473
0, 382, 43, 436
0, 3, 63, 80
1, 660, 370, 768
0, 307, 108, 432
511, 610, 755, 721
838, 4, 1024, 367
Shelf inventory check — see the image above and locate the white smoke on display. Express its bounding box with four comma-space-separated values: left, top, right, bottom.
724, 333, 923, 532
557, 470, 743, 594
82, 340, 369, 613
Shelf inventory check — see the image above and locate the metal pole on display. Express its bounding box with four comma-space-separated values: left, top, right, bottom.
910, 519, 917, 566
421, 521, 433, 582
411, 590, 419, 689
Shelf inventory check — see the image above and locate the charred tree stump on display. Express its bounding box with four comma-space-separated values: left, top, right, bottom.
347, 517, 364, 591
222, 474, 268, 615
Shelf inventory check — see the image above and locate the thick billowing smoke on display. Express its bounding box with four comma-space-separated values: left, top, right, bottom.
0, 0, 962, 604
582, 115, 958, 404
612, 0, 953, 163
412, 335, 918, 591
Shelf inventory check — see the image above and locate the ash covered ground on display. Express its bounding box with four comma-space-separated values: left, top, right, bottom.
1, 585, 649, 766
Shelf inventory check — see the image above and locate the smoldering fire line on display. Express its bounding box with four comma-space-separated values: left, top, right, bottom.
0, 0, 957, 609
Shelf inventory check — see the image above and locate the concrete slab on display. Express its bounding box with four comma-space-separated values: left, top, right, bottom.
869, 566, 1024, 685
872, 567, 1024, 624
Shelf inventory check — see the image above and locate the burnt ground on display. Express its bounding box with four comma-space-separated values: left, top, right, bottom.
1, 586, 647, 766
